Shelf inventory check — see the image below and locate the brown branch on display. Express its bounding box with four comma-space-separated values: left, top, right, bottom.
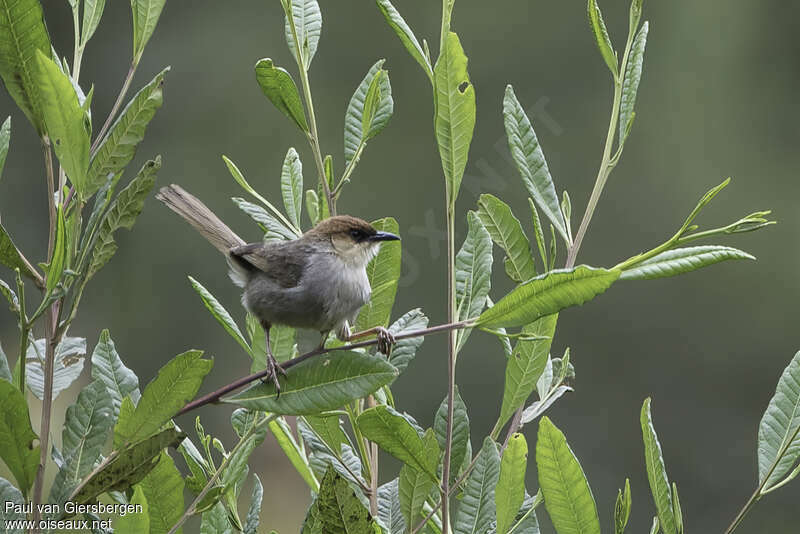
176, 320, 473, 418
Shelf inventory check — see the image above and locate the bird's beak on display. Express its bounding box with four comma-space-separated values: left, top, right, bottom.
370, 231, 401, 242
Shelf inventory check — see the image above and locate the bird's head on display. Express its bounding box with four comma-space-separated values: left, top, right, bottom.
306, 215, 400, 266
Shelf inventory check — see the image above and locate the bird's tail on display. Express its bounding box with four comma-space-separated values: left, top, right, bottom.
156, 184, 245, 254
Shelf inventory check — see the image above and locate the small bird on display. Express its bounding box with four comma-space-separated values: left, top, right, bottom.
156, 184, 400, 393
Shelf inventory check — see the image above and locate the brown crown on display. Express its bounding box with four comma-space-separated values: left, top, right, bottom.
306, 215, 377, 237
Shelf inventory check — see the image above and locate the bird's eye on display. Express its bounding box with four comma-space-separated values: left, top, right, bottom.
350, 229, 362, 240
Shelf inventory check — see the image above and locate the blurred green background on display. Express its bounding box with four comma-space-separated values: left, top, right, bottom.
1, 1, 798, 532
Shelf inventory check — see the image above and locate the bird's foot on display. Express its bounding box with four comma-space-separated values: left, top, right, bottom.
263, 354, 288, 398
375, 327, 396, 356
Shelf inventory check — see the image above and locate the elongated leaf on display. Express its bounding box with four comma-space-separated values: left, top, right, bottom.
304, 414, 349, 455
91, 329, 140, 418
758, 350, 800, 488
227, 350, 397, 415
138, 450, 184, 534
0, 116, 9, 179
357, 405, 438, 481
399, 463, 432, 532
618, 22, 648, 144
496, 434, 528, 534
131, 0, 166, 60
505, 493, 541, 534
614, 479, 632, 534
0, 222, 37, 281
356, 218, 401, 331
46, 203, 67, 292
435, 32, 476, 204
280, 147, 304, 228
497, 315, 558, 430
81, 0, 106, 45
0, 342, 11, 382
62, 380, 114, 479
378, 478, 405, 534
0, 476, 25, 532
375, 0, 432, 81
521, 385, 572, 424
620, 245, 754, 281
476, 266, 619, 329
388, 308, 428, 372
117, 350, 212, 445
302, 467, 376, 534
88, 157, 160, 278
201, 502, 233, 534
434, 386, 470, 484
537, 417, 600, 534
587, 0, 618, 76
284, 0, 322, 68
454, 437, 500, 534
0, 379, 39, 496
244, 474, 263, 534
189, 276, 250, 355
641, 398, 676, 534
255, 58, 308, 133
26, 337, 86, 400
88, 68, 167, 196
297, 417, 362, 489
116, 486, 150, 534
0, 0, 50, 133
344, 60, 393, 166
456, 211, 492, 349
232, 198, 296, 242
477, 194, 537, 283
503, 86, 566, 243
270, 418, 319, 491
35, 50, 90, 196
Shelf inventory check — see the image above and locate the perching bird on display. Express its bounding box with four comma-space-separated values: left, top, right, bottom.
156, 184, 400, 393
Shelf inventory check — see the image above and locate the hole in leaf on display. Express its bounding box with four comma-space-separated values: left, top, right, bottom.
55, 138, 61, 146
458, 81, 469, 93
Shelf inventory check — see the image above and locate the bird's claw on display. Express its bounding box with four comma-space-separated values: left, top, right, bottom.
262, 354, 287, 398
376, 327, 396, 356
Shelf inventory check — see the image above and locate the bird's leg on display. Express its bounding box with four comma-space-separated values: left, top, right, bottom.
260, 320, 287, 396
345, 326, 396, 356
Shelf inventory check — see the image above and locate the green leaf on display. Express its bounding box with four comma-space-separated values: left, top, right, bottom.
116, 350, 212, 445
0, 116, 9, 180
270, 418, 319, 491
618, 22, 648, 145
357, 405, 438, 481
503, 86, 567, 243
536, 417, 601, 534
26, 337, 86, 400
399, 463, 432, 532
281, 148, 304, 229
201, 502, 233, 534
297, 417, 361, 490
345, 60, 394, 166
80, 0, 107, 45
304, 414, 349, 455
378, 478, 405, 534
138, 450, 185, 534
189, 276, 251, 355
116, 486, 150, 534
255, 58, 308, 132
0, 379, 39, 496
91, 329, 141, 419
477, 194, 537, 283
454, 437, 500, 534
672, 483, 683, 534
302, 467, 376, 534
496, 434, 528, 534
587, 0, 618, 76
614, 479, 632, 534
355, 218, 401, 331
226, 351, 397, 415
375, 0, 432, 81
640, 398, 676, 534
0, 476, 25, 531
0, 0, 50, 134
46, 203, 67, 292
62, 380, 114, 481
88, 68, 168, 197
88, 157, 160, 279
244, 474, 263, 534
0, 342, 11, 383
629, 0, 644, 35
758, 350, 800, 489
35, 50, 90, 197
0, 222, 37, 281
434, 32, 476, 205
284, 0, 322, 68
306, 189, 320, 225
131, 0, 166, 60
434, 386, 470, 484
476, 266, 619, 329
232, 198, 297, 242
497, 315, 558, 431
388, 308, 428, 372
620, 245, 754, 281
455, 211, 493, 349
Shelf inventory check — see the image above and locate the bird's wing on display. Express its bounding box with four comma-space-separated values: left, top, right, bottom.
229, 241, 308, 288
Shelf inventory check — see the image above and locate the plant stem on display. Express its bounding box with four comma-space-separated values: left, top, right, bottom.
367, 395, 379, 517
441, 204, 457, 534
410, 452, 481, 534
167, 413, 276, 534
91, 61, 138, 156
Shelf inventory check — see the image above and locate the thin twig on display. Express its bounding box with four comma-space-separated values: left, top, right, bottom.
176, 320, 473, 417
91, 61, 137, 156
410, 452, 481, 534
